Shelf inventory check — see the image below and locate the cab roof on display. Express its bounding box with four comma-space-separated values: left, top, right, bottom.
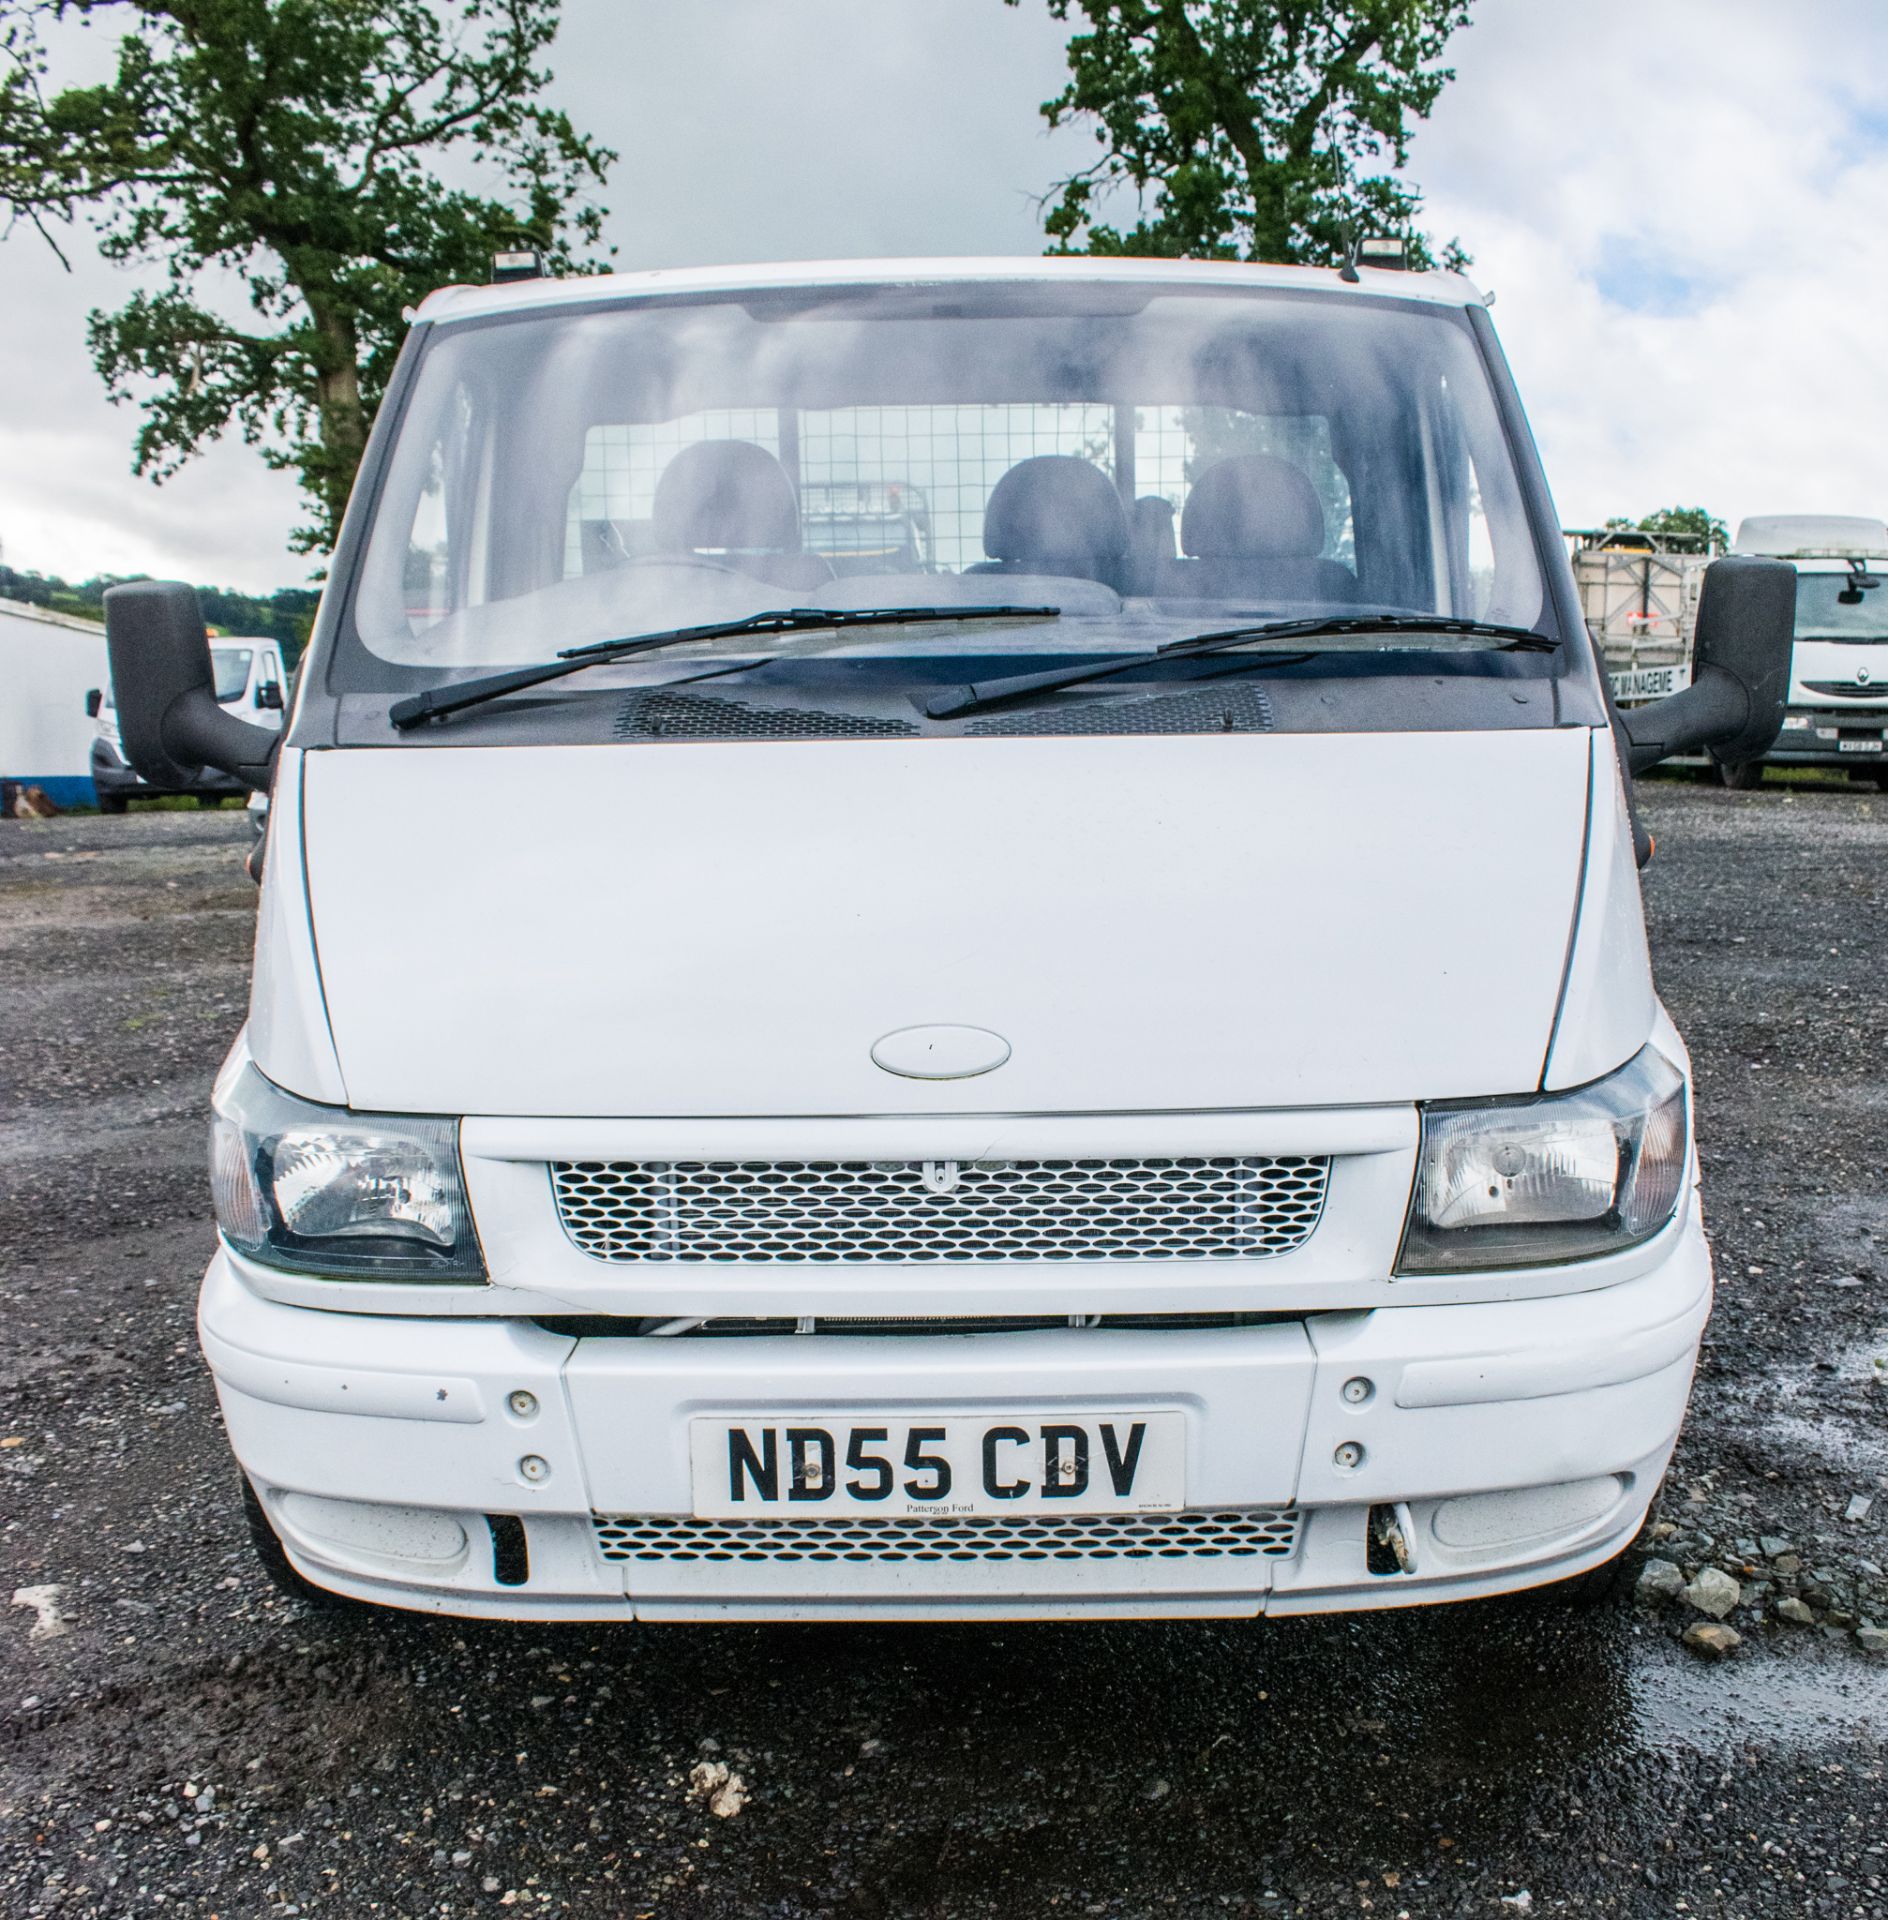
414, 254, 1490, 327
1733, 514, 1888, 560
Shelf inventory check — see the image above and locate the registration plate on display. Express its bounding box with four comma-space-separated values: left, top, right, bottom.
1838, 737, 1881, 753
689, 1412, 1185, 1519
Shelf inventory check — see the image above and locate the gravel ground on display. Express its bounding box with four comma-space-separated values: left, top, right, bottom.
3, 780, 1887, 1919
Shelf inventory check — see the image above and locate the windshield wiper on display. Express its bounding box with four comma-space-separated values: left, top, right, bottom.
389, 604, 1060, 731
924, 614, 1556, 721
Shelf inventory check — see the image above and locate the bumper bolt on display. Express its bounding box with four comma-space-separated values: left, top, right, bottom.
518, 1454, 551, 1484
507, 1390, 539, 1420
1341, 1377, 1374, 1406
1333, 1441, 1365, 1471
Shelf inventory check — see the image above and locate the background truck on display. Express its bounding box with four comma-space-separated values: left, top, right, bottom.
1567, 524, 1709, 700
1727, 515, 1888, 790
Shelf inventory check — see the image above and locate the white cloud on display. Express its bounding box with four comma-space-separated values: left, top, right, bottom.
1421, 0, 1888, 534
562, 0, 1090, 268
3, 0, 1887, 582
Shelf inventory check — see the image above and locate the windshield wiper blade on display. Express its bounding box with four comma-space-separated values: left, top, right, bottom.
389, 604, 1060, 731
924, 614, 1556, 721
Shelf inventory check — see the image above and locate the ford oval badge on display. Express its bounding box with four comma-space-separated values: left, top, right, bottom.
871, 1024, 1012, 1080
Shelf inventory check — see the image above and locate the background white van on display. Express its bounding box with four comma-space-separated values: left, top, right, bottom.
1728, 515, 1888, 789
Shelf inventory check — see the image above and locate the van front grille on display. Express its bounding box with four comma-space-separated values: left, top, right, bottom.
592, 1507, 1301, 1563
1801, 680, 1888, 701
548, 1156, 1329, 1265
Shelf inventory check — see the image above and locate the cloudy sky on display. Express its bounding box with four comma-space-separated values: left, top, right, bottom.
3, 0, 1886, 592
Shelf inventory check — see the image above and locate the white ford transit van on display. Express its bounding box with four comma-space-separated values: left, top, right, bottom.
104, 259, 1794, 1622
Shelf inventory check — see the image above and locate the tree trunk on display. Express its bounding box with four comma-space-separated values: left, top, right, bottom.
305, 298, 369, 550
1154, 0, 1284, 260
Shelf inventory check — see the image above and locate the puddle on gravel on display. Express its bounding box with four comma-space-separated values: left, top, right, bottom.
1755, 1408, 1888, 1478
1285, 1609, 1888, 1778
1628, 1641, 1888, 1756
1713, 1327, 1888, 1476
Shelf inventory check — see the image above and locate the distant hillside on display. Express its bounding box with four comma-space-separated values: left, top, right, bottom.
0, 566, 319, 666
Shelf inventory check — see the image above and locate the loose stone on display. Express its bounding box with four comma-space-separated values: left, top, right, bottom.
1637, 1558, 1685, 1603
1680, 1567, 1741, 1619
1683, 1622, 1742, 1658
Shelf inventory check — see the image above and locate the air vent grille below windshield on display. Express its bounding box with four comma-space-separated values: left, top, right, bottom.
965, 684, 1275, 735
614, 691, 919, 738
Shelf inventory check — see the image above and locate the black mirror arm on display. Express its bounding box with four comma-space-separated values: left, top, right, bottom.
1621, 668, 1754, 776
161, 686, 282, 791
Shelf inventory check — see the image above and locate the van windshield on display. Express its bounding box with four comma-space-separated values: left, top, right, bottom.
1796, 573, 1888, 641
211, 647, 254, 702
352, 283, 1550, 678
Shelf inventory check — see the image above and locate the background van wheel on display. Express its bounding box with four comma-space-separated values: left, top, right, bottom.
1716, 759, 1765, 790
96, 794, 127, 816
238, 1475, 359, 1612
1871, 769, 1888, 792
195, 794, 224, 809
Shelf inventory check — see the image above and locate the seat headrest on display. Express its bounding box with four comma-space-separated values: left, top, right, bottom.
1181, 455, 1326, 560
983, 456, 1129, 565
652, 440, 800, 553
1130, 494, 1178, 553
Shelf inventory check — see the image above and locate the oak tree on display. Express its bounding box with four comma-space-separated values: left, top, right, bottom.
1010, 0, 1470, 268
1602, 507, 1730, 555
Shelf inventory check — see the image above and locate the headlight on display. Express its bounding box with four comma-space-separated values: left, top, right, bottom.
1397, 1045, 1688, 1273
211, 1063, 484, 1280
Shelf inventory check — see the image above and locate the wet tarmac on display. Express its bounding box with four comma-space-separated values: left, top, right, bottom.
2, 777, 1886, 1918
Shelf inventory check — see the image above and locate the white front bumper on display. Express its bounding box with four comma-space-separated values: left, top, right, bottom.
200, 1222, 1711, 1622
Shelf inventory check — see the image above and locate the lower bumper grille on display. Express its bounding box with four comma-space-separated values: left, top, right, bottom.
592, 1508, 1300, 1564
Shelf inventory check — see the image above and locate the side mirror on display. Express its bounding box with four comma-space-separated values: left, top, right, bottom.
84, 688, 102, 718
1622, 556, 1795, 775
102, 581, 281, 793
254, 680, 284, 711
